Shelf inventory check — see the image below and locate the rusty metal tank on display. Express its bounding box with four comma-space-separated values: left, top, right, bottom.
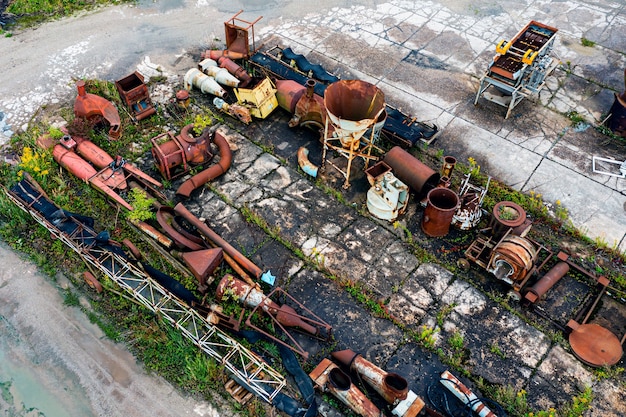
383, 146, 440, 197
421, 188, 460, 237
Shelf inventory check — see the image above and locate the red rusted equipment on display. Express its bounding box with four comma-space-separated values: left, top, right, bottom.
440, 155, 456, 178
174, 203, 263, 279
488, 233, 537, 284
421, 188, 460, 237
74, 80, 121, 140
61, 135, 163, 191
322, 79, 387, 188
216, 275, 332, 358
283, 78, 327, 130
182, 248, 223, 292
223, 10, 262, 57
490, 201, 530, 238
440, 371, 497, 417
216, 56, 253, 88
383, 146, 440, 198
52, 143, 133, 211
275, 79, 306, 114
150, 123, 215, 180
310, 359, 381, 417
176, 129, 233, 197
83, 271, 103, 293
557, 252, 625, 367
331, 349, 424, 416
523, 259, 569, 304
115, 71, 156, 121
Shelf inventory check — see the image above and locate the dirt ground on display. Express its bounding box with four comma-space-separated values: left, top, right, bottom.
0, 242, 235, 417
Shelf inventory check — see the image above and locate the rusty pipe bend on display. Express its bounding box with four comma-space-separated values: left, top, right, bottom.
176, 130, 233, 197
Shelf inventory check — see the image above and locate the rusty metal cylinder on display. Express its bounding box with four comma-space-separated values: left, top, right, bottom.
421, 188, 460, 237
275, 79, 306, 114
383, 146, 440, 197
217, 56, 252, 87
524, 261, 570, 304
332, 349, 408, 404
441, 155, 456, 178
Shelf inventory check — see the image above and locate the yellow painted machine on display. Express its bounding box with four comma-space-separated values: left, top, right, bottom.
475, 20, 560, 119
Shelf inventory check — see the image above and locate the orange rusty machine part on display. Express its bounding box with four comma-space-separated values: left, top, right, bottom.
74, 80, 121, 140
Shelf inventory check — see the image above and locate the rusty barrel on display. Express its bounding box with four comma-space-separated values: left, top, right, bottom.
383, 146, 440, 197
421, 188, 459, 237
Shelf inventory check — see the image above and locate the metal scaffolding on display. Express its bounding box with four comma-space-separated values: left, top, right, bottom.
5, 177, 286, 403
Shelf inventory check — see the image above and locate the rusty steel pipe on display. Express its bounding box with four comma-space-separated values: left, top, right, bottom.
174, 203, 263, 279
383, 146, 440, 197
53, 144, 134, 211
440, 371, 497, 417
309, 359, 381, 417
524, 261, 570, 304
176, 130, 232, 197
216, 274, 318, 335
331, 349, 408, 404
132, 220, 173, 248
217, 56, 252, 88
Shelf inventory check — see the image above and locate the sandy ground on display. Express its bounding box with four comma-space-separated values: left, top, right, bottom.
0, 242, 229, 417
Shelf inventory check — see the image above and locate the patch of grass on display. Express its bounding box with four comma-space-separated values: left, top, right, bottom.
581, 37, 596, 47
436, 303, 456, 327
63, 288, 80, 306
414, 324, 438, 349
489, 342, 506, 359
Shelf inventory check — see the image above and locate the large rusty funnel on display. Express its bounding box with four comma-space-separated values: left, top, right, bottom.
421, 188, 459, 237
324, 80, 385, 146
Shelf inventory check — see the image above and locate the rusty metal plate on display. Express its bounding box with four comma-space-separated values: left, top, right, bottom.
569, 323, 623, 367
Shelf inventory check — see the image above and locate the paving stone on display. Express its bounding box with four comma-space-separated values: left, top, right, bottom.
439, 279, 487, 316
286, 269, 403, 362
410, 263, 454, 298
536, 345, 595, 396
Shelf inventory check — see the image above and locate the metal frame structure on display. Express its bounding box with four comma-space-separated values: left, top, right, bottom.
5, 177, 286, 403
474, 20, 560, 119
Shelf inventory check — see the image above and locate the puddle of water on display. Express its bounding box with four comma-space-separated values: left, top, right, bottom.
0, 320, 95, 417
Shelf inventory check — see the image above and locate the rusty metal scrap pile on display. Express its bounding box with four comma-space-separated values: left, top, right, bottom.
5, 10, 625, 417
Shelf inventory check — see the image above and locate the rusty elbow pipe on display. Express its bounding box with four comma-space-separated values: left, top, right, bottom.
176, 130, 232, 197
332, 349, 408, 404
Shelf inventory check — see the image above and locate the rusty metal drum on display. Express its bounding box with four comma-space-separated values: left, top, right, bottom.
421, 188, 460, 237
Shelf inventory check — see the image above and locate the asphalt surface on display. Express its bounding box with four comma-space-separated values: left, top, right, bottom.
0, 1, 625, 416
